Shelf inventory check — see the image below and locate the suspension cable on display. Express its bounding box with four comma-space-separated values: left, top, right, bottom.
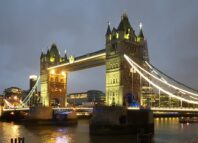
124, 54, 198, 104
126, 55, 198, 97
145, 61, 198, 96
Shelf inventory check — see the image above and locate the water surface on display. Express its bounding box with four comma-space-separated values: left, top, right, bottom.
0, 118, 198, 143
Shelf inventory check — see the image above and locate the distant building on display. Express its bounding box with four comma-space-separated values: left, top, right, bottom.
4, 87, 23, 107
67, 90, 105, 106
29, 75, 38, 91
28, 75, 40, 106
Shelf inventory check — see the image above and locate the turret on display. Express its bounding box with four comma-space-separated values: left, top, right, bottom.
105, 22, 112, 42
49, 43, 60, 64
40, 51, 44, 59
117, 13, 136, 41
137, 22, 144, 42
46, 49, 50, 61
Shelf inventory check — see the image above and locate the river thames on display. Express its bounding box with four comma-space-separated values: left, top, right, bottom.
0, 118, 198, 143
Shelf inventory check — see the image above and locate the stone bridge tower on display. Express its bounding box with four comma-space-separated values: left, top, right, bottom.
105, 13, 149, 106
40, 44, 68, 107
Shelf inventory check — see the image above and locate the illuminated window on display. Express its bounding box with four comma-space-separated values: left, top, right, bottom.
50, 56, 55, 62
124, 34, 130, 39
109, 34, 112, 40
116, 33, 119, 39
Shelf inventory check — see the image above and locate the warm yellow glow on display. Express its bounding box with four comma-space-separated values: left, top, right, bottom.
50, 56, 55, 62
48, 52, 105, 70
137, 37, 141, 42
61, 71, 66, 76
50, 69, 55, 74
109, 34, 112, 40
69, 55, 75, 63
116, 33, 119, 39
124, 34, 130, 39
127, 107, 198, 112
14, 96, 17, 100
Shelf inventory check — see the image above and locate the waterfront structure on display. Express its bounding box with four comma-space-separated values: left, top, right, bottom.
105, 14, 149, 106
4, 87, 23, 107
67, 90, 105, 106
40, 44, 67, 107
40, 13, 198, 109
40, 13, 148, 107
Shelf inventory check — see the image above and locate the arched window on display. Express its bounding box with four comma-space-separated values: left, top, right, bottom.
55, 77, 58, 82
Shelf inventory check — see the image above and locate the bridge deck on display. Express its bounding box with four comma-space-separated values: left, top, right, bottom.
48, 49, 106, 71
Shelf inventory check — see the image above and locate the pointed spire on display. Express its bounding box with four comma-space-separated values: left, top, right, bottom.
64, 49, 68, 60
106, 21, 111, 36
118, 12, 132, 31
40, 50, 44, 59
138, 22, 144, 38
46, 49, 50, 58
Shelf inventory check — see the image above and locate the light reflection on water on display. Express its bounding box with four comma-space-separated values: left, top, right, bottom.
0, 118, 198, 143
154, 117, 198, 143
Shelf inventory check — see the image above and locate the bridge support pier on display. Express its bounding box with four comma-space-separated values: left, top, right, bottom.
90, 106, 154, 135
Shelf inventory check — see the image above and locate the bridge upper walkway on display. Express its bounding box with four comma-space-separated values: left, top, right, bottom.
48, 49, 106, 71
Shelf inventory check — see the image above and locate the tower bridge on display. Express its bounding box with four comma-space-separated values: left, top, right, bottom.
48, 49, 106, 72
40, 13, 148, 107
38, 13, 198, 110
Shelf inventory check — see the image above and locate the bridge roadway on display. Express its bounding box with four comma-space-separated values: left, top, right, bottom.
2, 107, 198, 113
48, 49, 106, 71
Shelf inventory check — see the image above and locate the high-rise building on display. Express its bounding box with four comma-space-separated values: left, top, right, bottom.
28, 75, 39, 106
29, 75, 38, 91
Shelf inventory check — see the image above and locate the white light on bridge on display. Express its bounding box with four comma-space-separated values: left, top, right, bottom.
29, 75, 37, 80
139, 22, 143, 29
61, 71, 66, 76
50, 69, 55, 74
